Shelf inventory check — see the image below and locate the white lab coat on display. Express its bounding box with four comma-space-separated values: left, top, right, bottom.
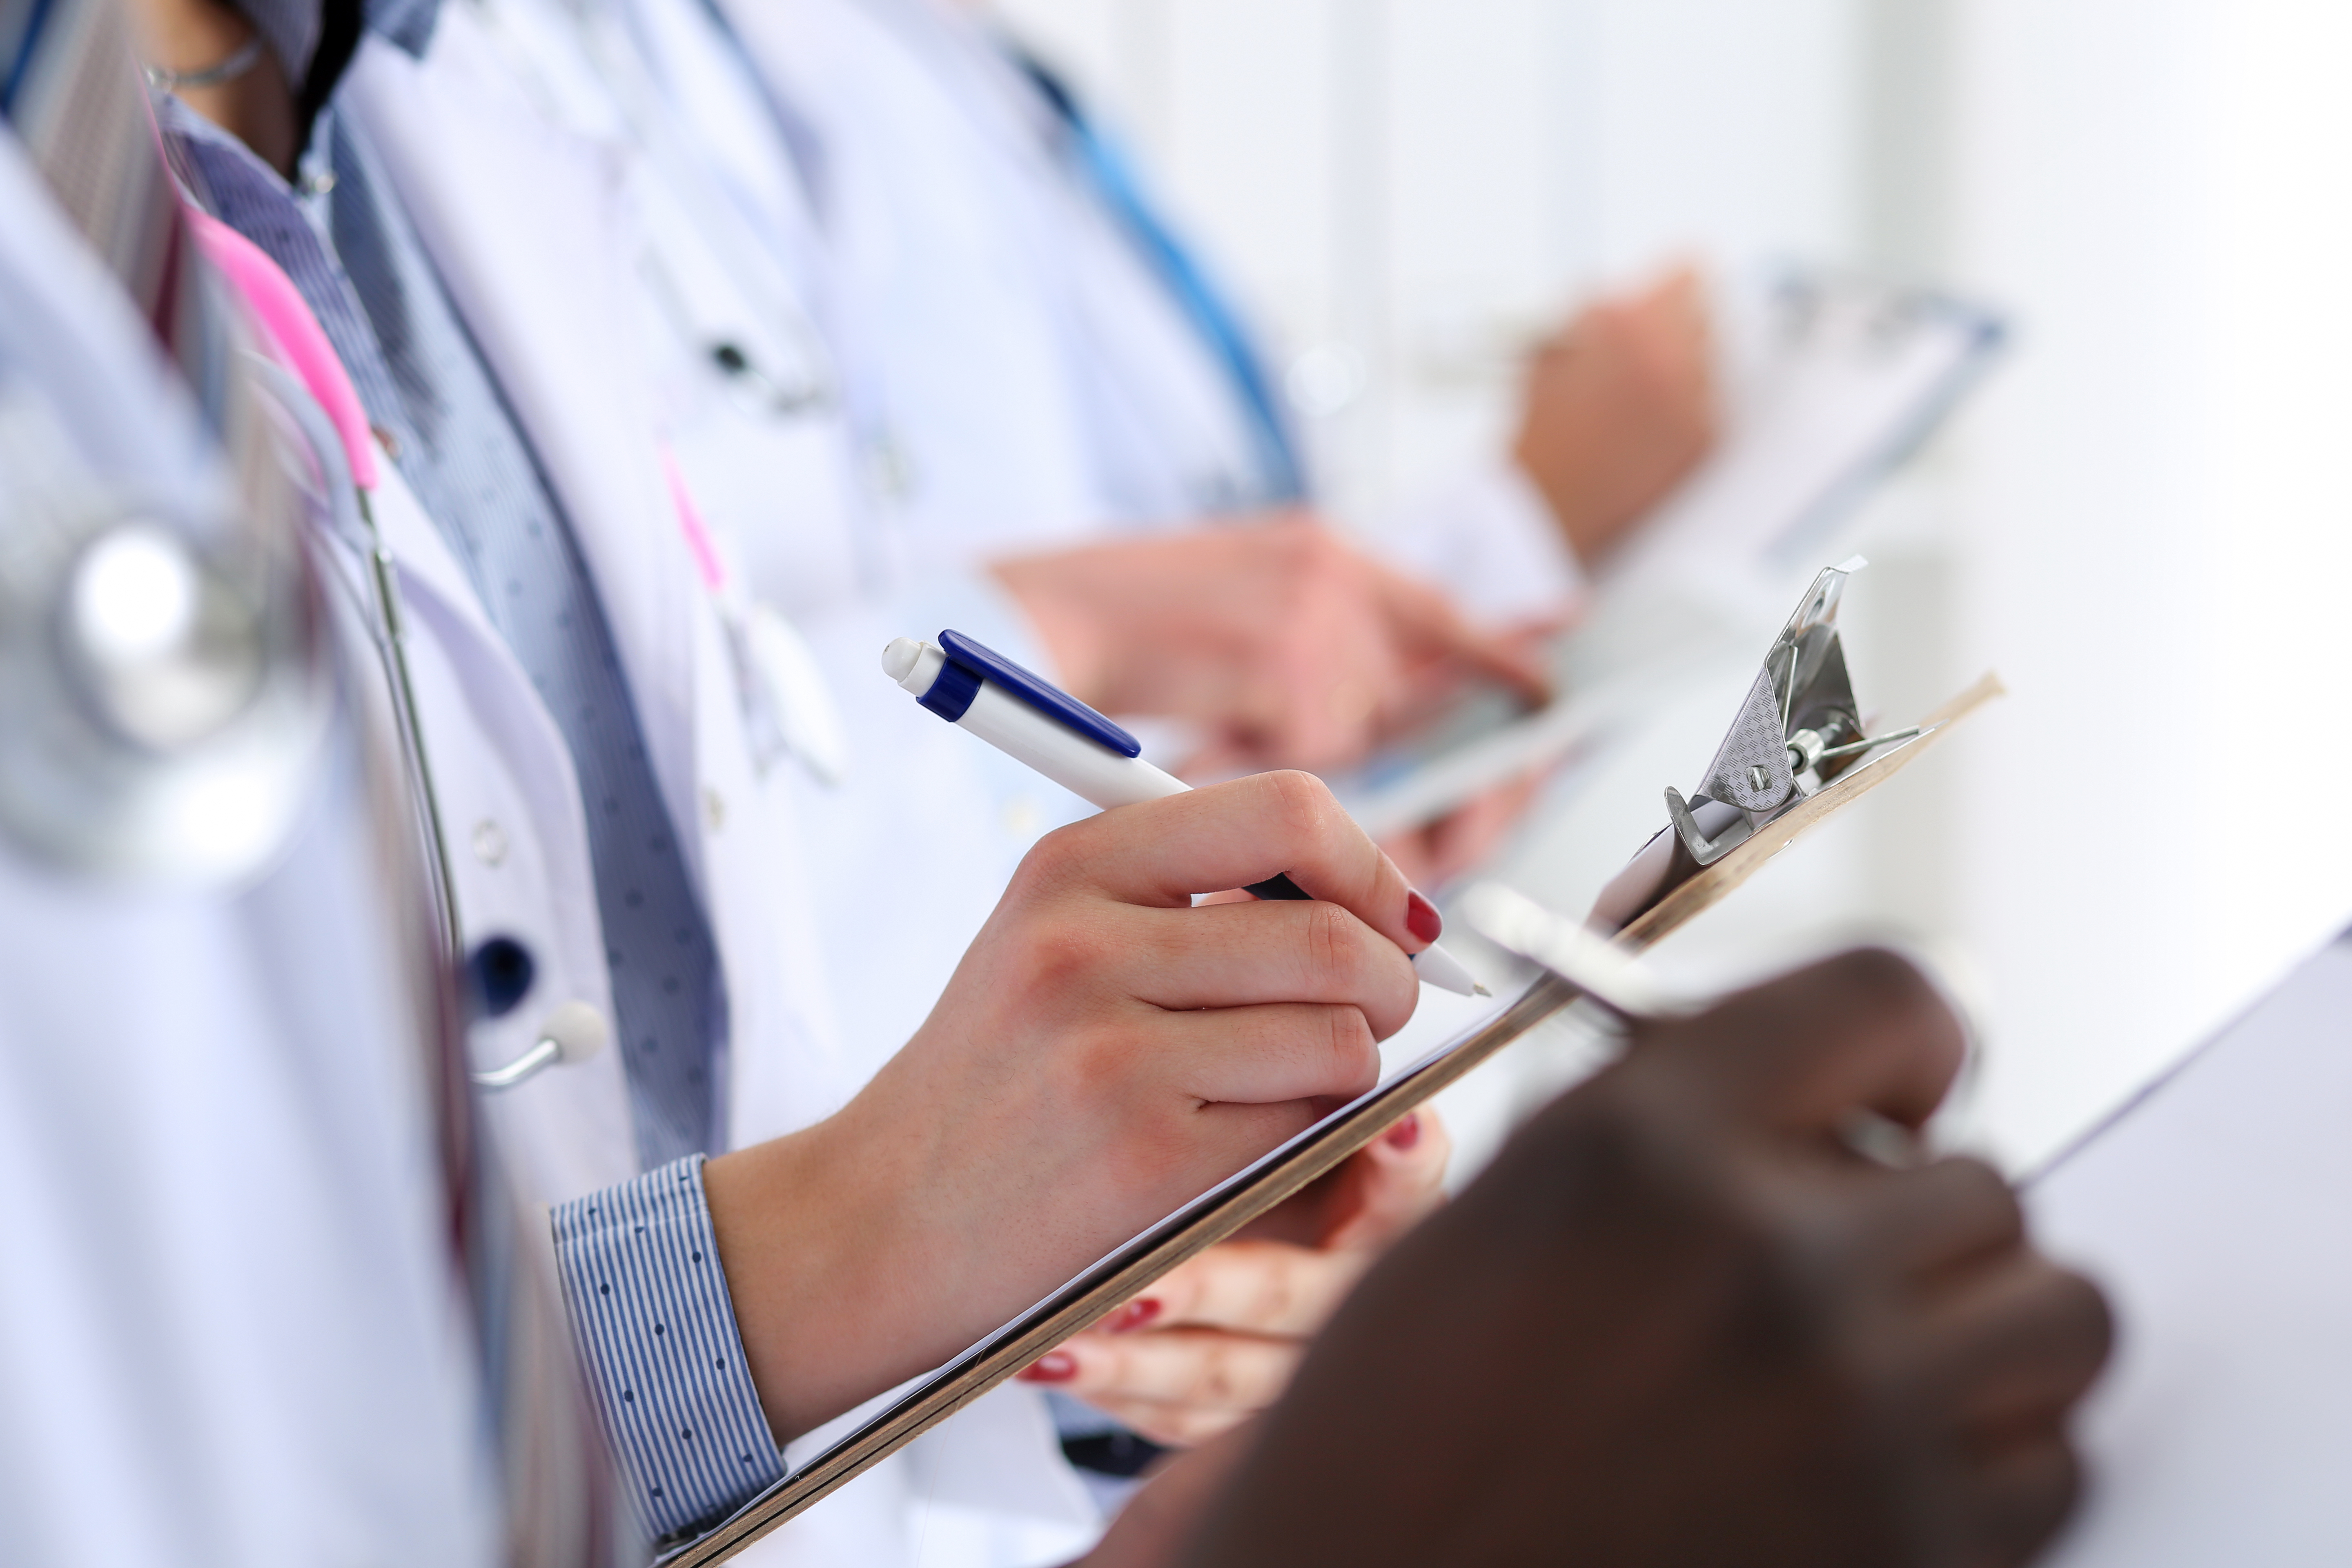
0, 689, 505, 1568
717, 0, 1589, 628
723, 0, 1234, 557
0, 128, 500, 1568
329, 14, 1589, 1566
335, 22, 1102, 1565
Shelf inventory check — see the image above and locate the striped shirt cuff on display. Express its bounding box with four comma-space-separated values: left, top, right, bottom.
551, 1157, 784, 1542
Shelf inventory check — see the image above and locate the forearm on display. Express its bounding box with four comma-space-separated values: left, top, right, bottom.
698, 1034, 1169, 1443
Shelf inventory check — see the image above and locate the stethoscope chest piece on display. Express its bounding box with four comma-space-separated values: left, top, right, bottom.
0, 481, 324, 884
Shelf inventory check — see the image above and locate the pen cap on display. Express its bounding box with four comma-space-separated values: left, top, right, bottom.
889, 630, 1142, 758
936, 630, 1141, 757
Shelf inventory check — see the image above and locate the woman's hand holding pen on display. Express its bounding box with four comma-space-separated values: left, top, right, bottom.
704, 771, 1448, 1442
1018, 1109, 1452, 1443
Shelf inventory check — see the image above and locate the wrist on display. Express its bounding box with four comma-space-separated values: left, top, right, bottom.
704, 1095, 963, 1440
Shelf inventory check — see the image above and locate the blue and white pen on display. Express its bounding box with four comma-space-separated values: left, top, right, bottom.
883, 630, 1489, 997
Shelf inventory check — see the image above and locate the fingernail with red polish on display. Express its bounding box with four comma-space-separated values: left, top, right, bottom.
1405, 890, 1444, 945
1385, 1113, 1422, 1153
1106, 1298, 1162, 1334
1020, 1352, 1079, 1383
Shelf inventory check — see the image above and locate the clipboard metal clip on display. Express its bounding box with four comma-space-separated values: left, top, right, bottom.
1663, 556, 1919, 866
1589, 559, 1936, 935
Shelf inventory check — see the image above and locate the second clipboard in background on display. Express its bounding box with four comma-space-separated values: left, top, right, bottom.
1338, 266, 2007, 844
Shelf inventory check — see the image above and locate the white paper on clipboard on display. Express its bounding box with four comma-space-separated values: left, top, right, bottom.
2027, 930, 2352, 1568
1334, 272, 2005, 837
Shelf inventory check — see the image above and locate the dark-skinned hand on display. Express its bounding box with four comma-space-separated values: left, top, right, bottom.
1083, 949, 2113, 1568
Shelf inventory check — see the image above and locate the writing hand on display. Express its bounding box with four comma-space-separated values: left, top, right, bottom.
994, 517, 1548, 774
1168, 950, 2112, 1567
707, 772, 1446, 1439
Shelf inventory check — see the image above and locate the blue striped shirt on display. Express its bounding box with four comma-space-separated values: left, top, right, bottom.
552, 1159, 784, 1542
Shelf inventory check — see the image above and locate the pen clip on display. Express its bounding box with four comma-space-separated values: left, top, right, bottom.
937, 629, 1142, 757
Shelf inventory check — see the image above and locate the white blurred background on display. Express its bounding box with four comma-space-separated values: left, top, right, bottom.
992, 0, 2352, 1175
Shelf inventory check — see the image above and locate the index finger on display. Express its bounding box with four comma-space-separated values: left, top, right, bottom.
1055, 771, 1432, 958
1636, 948, 1967, 1134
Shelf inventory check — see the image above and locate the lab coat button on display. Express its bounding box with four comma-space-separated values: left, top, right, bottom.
702, 787, 726, 832
463, 935, 536, 1021
472, 818, 508, 866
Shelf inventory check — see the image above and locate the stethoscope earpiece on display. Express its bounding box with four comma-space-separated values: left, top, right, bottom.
473, 999, 610, 1091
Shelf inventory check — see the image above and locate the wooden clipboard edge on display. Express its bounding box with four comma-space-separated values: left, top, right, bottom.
667, 670, 2002, 1565
1615, 670, 2003, 954
663, 976, 1579, 1565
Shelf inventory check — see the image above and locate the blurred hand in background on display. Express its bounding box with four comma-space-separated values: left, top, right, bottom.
1515, 263, 1719, 568
1374, 757, 1547, 892
994, 517, 1548, 776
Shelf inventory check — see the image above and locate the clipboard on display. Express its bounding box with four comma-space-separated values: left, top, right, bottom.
2027, 930, 2352, 1567
659, 651, 1997, 1563
1606, 272, 2006, 591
